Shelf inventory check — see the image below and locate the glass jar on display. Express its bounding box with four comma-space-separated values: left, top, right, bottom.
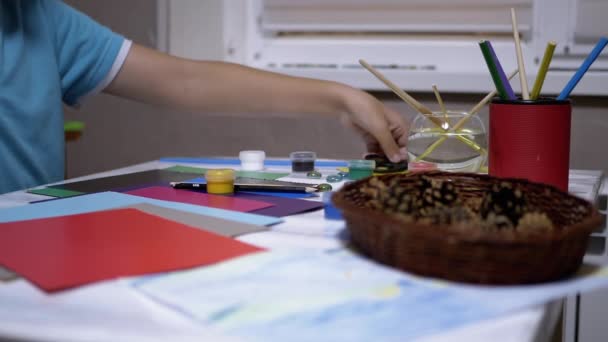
407, 111, 487, 173
290, 151, 316, 173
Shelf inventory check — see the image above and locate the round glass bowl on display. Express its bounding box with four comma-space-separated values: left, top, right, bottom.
407, 111, 487, 173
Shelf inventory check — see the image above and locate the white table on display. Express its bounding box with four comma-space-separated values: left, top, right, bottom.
0, 160, 602, 342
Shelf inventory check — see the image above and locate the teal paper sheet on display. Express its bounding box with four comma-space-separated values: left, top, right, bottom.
0, 192, 282, 226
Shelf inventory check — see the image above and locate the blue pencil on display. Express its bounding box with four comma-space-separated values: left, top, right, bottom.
557, 37, 608, 100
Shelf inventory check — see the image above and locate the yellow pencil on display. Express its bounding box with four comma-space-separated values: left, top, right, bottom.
530, 41, 557, 100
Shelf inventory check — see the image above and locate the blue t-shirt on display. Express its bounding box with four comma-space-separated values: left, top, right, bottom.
0, 0, 128, 194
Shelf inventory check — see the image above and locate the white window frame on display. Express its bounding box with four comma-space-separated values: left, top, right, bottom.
163, 0, 608, 96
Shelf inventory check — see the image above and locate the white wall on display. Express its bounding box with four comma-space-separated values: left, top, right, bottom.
166, 0, 225, 61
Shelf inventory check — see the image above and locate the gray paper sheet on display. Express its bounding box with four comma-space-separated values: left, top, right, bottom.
115, 203, 269, 237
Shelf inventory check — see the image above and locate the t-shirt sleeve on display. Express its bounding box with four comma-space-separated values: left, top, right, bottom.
43, 0, 132, 106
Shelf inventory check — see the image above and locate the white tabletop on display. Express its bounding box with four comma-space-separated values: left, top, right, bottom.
0, 160, 602, 342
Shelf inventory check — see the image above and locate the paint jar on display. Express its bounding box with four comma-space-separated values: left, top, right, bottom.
205, 169, 236, 194
239, 150, 266, 171
348, 160, 376, 180
290, 151, 316, 173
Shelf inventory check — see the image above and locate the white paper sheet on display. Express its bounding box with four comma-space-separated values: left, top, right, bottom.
0, 279, 238, 342
134, 248, 608, 342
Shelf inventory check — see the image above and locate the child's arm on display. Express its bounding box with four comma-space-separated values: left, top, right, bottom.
105, 44, 409, 162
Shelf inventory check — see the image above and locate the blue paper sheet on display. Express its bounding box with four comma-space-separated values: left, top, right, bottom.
0, 192, 282, 226
161, 157, 348, 168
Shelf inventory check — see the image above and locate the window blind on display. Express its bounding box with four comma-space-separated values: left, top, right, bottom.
262, 0, 533, 35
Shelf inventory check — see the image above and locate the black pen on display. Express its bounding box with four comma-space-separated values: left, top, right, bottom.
170, 182, 318, 193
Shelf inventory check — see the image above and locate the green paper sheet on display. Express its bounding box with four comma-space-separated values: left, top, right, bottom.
165, 165, 288, 180
27, 188, 84, 198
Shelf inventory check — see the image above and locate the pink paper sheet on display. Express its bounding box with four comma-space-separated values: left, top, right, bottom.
124, 186, 274, 212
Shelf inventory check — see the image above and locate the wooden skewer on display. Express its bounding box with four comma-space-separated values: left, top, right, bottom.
432, 84, 449, 129
457, 69, 519, 130
359, 59, 435, 117
511, 8, 530, 100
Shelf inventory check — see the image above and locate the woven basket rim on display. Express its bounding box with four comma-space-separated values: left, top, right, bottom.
332, 171, 602, 244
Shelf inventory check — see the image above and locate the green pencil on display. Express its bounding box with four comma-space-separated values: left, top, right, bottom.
479, 40, 509, 100
530, 41, 557, 100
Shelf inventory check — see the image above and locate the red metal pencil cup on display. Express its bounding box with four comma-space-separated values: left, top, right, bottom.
489, 98, 571, 191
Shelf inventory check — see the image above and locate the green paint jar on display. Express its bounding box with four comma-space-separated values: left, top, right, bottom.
348, 160, 376, 180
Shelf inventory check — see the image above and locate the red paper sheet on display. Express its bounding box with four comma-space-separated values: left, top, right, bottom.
0, 209, 264, 292
124, 186, 275, 212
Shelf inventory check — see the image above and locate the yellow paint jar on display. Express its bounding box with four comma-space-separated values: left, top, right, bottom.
205, 169, 236, 195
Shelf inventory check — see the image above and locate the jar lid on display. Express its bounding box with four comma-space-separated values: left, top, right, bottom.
239, 150, 266, 162
205, 168, 236, 182
348, 159, 376, 169
408, 161, 437, 171
290, 151, 316, 161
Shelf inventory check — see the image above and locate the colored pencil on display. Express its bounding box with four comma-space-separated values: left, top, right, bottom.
530, 41, 557, 100
511, 8, 530, 100
557, 37, 608, 100
487, 40, 517, 99
479, 40, 516, 100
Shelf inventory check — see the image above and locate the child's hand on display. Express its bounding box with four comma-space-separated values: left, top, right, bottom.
339, 87, 409, 163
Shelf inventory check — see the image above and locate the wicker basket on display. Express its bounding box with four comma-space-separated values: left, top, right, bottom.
332, 171, 602, 284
